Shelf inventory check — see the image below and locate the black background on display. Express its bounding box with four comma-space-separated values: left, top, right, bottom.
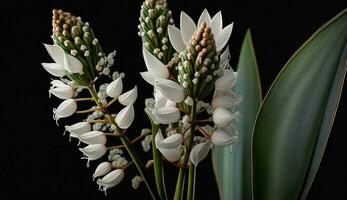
1, 0, 347, 199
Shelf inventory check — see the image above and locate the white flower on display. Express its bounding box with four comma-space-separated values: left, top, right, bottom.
93, 162, 112, 180
53, 99, 77, 122
153, 88, 176, 108
118, 86, 138, 106
106, 77, 123, 98
212, 90, 242, 110
49, 80, 74, 99
97, 169, 125, 194
142, 47, 169, 79
41, 63, 65, 77
44, 44, 65, 66
190, 141, 212, 166
80, 131, 107, 145
115, 104, 135, 129
212, 107, 239, 127
211, 124, 238, 146
79, 144, 107, 164
152, 107, 180, 124
63, 51, 83, 74
65, 121, 91, 138
154, 78, 185, 103
214, 69, 238, 92
155, 130, 183, 162
168, 9, 233, 53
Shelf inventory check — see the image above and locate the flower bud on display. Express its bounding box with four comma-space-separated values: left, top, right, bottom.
53, 99, 77, 122
93, 162, 112, 180
115, 104, 135, 129
65, 122, 91, 138
118, 86, 138, 106
106, 77, 123, 99
97, 169, 125, 193
80, 131, 107, 145
79, 144, 107, 161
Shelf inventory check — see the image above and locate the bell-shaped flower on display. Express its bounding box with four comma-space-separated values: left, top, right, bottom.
155, 130, 183, 162
41, 63, 65, 77
152, 107, 180, 124
53, 99, 77, 123
154, 78, 185, 103
213, 107, 239, 127
65, 122, 91, 138
63, 52, 83, 74
97, 169, 125, 194
49, 80, 74, 99
93, 162, 112, 180
190, 141, 212, 166
115, 104, 135, 129
79, 144, 107, 161
168, 9, 233, 52
212, 90, 242, 110
211, 124, 238, 146
118, 86, 137, 106
106, 77, 123, 99
215, 69, 238, 92
80, 131, 107, 145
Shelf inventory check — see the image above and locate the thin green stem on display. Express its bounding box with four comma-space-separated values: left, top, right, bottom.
87, 86, 160, 200
187, 163, 196, 200
174, 101, 197, 200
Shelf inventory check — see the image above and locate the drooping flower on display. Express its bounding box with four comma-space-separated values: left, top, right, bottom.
93, 162, 112, 180
190, 141, 212, 166
65, 122, 91, 138
155, 130, 183, 162
53, 99, 77, 123
118, 86, 138, 106
79, 144, 107, 166
106, 77, 123, 98
97, 169, 125, 194
49, 80, 74, 99
79, 131, 107, 145
115, 104, 135, 129
168, 9, 233, 53
211, 126, 238, 146
212, 107, 239, 127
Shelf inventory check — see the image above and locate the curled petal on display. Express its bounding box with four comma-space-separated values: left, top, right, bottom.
213, 107, 239, 127
168, 25, 186, 52
140, 71, 156, 85
215, 69, 238, 92
215, 23, 233, 52
118, 86, 137, 106
63, 53, 83, 74
210, 11, 223, 36
106, 77, 123, 98
93, 162, 112, 180
190, 141, 212, 166
155, 131, 183, 162
152, 107, 180, 124
211, 128, 238, 146
53, 99, 77, 121
198, 9, 211, 27
180, 11, 197, 44
154, 78, 185, 103
79, 144, 107, 160
43, 44, 65, 65
41, 63, 65, 77
158, 146, 183, 162
97, 169, 125, 192
161, 133, 183, 149
143, 48, 169, 78
65, 122, 91, 138
80, 131, 107, 145
115, 104, 135, 129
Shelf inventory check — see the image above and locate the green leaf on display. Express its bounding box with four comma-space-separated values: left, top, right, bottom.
252, 9, 347, 200
212, 30, 262, 200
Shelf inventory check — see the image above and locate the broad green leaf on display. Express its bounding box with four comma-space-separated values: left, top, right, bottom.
252, 9, 347, 200
212, 30, 262, 200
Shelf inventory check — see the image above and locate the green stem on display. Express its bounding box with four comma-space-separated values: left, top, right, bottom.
174, 101, 197, 200
187, 163, 196, 200
87, 86, 160, 200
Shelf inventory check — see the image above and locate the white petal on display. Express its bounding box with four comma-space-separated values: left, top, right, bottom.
145, 107, 159, 125
41, 63, 65, 77
190, 142, 211, 166
215, 23, 233, 52
168, 25, 186, 52
154, 78, 185, 103
154, 129, 164, 149
215, 69, 237, 92
143, 48, 169, 78
49, 85, 73, 99
63, 53, 83, 74
53, 99, 77, 119
50, 80, 66, 87
162, 133, 183, 149
79, 144, 107, 160
140, 71, 156, 85
158, 146, 183, 162
118, 86, 137, 106
106, 77, 123, 98
198, 9, 211, 27
219, 46, 230, 69
155, 130, 183, 162
210, 11, 223, 36
213, 107, 239, 127
152, 107, 180, 124
80, 131, 107, 145
154, 88, 169, 108
165, 99, 177, 108
212, 91, 242, 110
115, 104, 135, 129
180, 11, 197, 44
97, 169, 124, 190
93, 162, 112, 180
65, 122, 91, 137
44, 44, 65, 65
211, 128, 238, 146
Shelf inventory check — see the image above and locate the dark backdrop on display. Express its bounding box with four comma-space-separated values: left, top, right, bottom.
1, 0, 346, 199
